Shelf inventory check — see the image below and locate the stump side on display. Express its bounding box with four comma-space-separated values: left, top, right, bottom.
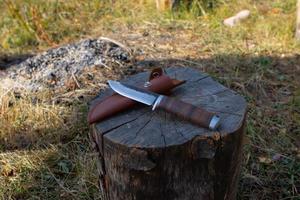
91, 120, 245, 200
90, 67, 247, 200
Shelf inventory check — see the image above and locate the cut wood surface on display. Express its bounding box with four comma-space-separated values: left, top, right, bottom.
90, 67, 247, 200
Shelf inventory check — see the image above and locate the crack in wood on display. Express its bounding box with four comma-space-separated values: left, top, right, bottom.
159, 113, 167, 147
166, 67, 209, 83
196, 88, 230, 98
102, 110, 152, 136
193, 75, 210, 82
172, 115, 189, 141
165, 109, 188, 141
165, 67, 189, 79
133, 114, 154, 140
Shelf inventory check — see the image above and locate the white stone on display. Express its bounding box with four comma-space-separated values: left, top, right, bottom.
223, 10, 251, 27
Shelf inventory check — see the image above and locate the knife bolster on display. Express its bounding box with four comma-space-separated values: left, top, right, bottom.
209, 115, 221, 130
152, 95, 165, 111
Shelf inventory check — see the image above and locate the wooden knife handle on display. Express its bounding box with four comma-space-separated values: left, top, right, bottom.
154, 95, 219, 130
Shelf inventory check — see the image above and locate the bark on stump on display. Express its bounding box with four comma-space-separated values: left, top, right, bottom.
90, 67, 247, 200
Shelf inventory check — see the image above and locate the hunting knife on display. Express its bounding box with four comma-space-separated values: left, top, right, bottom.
108, 80, 220, 130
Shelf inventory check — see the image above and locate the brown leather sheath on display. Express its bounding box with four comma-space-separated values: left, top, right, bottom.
88, 68, 185, 124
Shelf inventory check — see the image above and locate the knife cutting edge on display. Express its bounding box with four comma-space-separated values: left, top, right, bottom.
108, 80, 220, 130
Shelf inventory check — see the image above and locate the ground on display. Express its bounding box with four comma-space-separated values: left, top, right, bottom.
0, 0, 299, 199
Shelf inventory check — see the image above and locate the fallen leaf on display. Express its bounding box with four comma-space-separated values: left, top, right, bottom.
0, 162, 15, 177
258, 156, 272, 164
272, 153, 282, 161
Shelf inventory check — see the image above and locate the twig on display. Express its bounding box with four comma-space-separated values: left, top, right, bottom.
111, 59, 124, 67
46, 166, 77, 198
98, 62, 112, 70
71, 73, 81, 89
99, 37, 132, 54
249, 144, 293, 160
174, 58, 204, 68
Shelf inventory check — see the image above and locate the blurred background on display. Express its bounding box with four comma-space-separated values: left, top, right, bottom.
0, 0, 299, 199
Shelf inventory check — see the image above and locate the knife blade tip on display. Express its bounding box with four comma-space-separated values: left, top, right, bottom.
108, 80, 118, 86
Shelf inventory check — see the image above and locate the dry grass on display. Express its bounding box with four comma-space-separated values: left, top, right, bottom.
0, 0, 299, 199
0, 86, 105, 199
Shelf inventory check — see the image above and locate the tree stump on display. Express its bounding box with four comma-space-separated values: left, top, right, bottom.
90, 67, 247, 200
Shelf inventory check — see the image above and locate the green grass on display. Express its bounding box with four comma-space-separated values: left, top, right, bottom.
0, 0, 299, 199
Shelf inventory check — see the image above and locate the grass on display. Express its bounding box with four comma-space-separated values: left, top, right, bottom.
0, 0, 299, 199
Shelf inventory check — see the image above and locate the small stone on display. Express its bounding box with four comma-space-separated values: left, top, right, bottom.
223, 10, 251, 27
272, 154, 283, 161
142, 32, 149, 37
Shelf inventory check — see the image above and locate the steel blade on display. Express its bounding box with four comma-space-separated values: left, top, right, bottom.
108, 80, 158, 106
